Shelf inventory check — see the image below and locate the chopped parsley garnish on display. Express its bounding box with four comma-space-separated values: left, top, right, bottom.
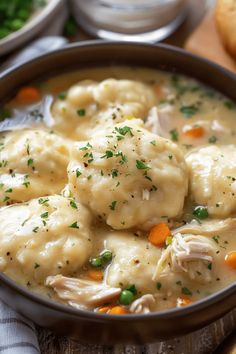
0, 160, 8, 167
38, 198, 49, 205
34, 263, 40, 269
58, 91, 67, 100
111, 169, 118, 178
169, 128, 178, 142
22, 181, 30, 188
212, 235, 219, 244
5, 188, 12, 193
168, 155, 173, 160
136, 160, 150, 170
69, 221, 79, 229
76, 169, 82, 177
40, 212, 48, 219
208, 136, 217, 144
156, 282, 162, 290
145, 175, 152, 182
101, 150, 113, 159
33, 227, 39, 233
115, 126, 133, 137
116, 151, 128, 164
27, 158, 34, 167
77, 108, 86, 116
109, 201, 117, 210
26, 144, 30, 155
150, 140, 157, 146
70, 200, 77, 209
176, 280, 182, 286
208, 263, 212, 270
180, 104, 199, 118
181, 287, 192, 296
79, 143, 92, 151
83, 152, 93, 163
224, 100, 235, 110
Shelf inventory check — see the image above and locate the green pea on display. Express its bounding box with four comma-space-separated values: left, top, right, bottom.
193, 206, 209, 220
89, 256, 103, 268
101, 250, 112, 263
125, 284, 137, 295
119, 290, 134, 305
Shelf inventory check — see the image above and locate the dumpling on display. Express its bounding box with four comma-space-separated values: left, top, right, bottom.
0, 195, 93, 285
68, 119, 188, 230
186, 145, 236, 217
105, 231, 161, 293
0, 129, 70, 206
52, 79, 156, 140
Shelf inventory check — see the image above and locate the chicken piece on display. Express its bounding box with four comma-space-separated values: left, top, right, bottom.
130, 294, 156, 314
153, 232, 215, 284
46, 275, 121, 310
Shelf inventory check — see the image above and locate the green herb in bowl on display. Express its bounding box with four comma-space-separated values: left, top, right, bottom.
0, 0, 46, 39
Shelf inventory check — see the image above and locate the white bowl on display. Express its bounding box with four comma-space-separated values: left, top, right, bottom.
0, 0, 66, 56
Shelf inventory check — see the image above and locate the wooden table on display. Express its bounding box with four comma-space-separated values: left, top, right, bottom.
37, 0, 236, 352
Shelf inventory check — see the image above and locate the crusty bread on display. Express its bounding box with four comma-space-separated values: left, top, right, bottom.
215, 0, 236, 60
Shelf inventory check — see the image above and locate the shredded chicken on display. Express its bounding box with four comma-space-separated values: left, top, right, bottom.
174, 218, 236, 236
145, 106, 173, 137
130, 294, 156, 314
152, 232, 215, 283
46, 275, 121, 310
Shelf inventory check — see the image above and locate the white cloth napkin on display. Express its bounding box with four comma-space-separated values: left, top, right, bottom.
0, 302, 40, 353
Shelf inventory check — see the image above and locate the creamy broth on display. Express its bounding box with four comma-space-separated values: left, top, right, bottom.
1, 66, 236, 314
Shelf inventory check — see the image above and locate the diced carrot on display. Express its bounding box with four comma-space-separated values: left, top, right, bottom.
16, 86, 41, 103
87, 269, 103, 281
183, 126, 205, 138
108, 306, 129, 315
225, 252, 236, 269
97, 306, 113, 314
148, 223, 171, 247
177, 297, 192, 307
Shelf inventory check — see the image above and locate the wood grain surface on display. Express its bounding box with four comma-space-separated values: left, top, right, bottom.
37, 0, 236, 352
37, 309, 236, 353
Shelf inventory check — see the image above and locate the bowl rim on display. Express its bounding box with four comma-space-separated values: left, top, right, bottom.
1, 40, 236, 322
0, 0, 64, 56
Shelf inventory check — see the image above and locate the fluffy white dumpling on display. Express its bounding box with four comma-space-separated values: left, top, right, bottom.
68, 119, 188, 230
0, 195, 93, 284
52, 79, 156, 140
105, 231, 161, 293
186, 145, 236, 216
0, 129, 70, 206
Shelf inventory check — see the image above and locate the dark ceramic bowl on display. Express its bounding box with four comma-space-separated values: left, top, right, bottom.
0, 41, 236, 344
